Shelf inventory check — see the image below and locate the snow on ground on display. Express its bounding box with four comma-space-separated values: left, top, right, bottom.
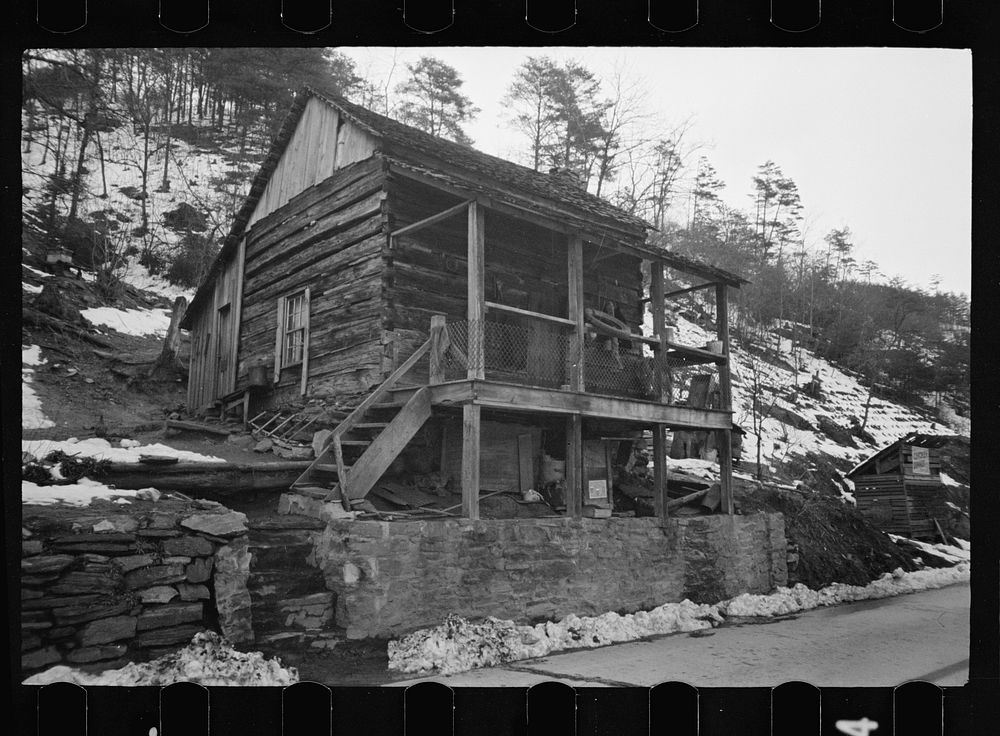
80, 306, 173, 337
22, 281, 43, 294
721, 563, 970, 617
889, 534, 971, 564
22, 478, 146, 506
22, 345, 53, 429
23, 631, 298, 686
121, 258, 194, 302
645, 311, 948, 469
23, 263, 52, 279
388, 562, 970, 676
22, 436, 225, 464
939, 472, 966, 488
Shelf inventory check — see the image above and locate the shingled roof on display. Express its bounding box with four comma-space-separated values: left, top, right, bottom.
184, 88, 745, 325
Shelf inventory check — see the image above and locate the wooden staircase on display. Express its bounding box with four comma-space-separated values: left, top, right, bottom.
290, 339, 433, 507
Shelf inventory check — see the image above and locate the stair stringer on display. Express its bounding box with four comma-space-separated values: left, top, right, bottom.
343, 386, 432, 501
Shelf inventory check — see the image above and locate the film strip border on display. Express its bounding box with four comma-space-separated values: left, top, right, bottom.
29, 0, 948, 37
21, 680, 965, 735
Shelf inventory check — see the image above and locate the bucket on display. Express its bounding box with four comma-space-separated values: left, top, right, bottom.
541, 454, 565, 483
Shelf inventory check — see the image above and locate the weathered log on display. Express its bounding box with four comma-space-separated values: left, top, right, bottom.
665, 488, 710, 510
99, 460, 313, 494
164, 419, 232, 436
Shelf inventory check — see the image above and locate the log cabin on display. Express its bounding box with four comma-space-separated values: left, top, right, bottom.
180, 88, 747, 520
846, 433, 953, 539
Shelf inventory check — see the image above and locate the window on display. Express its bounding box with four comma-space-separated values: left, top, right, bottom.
283, 292, 307, 366
274, 289, 311, 388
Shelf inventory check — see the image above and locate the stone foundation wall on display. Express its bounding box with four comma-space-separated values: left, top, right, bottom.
21, 496, 253, 674
309, 513, 787, 639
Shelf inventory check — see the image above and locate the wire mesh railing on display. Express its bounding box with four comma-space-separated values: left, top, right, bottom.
439, 316, 723, 406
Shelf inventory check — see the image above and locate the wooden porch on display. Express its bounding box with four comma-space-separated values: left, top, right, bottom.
295, 197, 740, 521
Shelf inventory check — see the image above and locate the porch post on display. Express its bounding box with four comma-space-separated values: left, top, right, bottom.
650, 259, 669, 520
566, 413, 583, 518
567, 234, 585, 391
467, 201, 486, 380
461, 403, 481, 520
715, 283, 735, 515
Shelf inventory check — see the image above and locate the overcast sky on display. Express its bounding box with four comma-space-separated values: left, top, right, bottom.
340, 47, 971, 295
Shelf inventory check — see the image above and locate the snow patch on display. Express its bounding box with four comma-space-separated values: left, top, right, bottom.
24, 631, 298, 686
22, 345, 53, 429
23, 282, 43, 294
22, 478, 146, 506
81, 306, 172, 337
22, 437, 225, 465
389, 563, 970, 676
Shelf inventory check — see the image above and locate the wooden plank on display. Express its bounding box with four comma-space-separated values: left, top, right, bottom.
566, 414, 583, 518
568, 235, 585, 391
517, 433, 534, 492
273, 295, 286, 383
485, 301, 575, 326
467, 201, 486, 380
345, 387, 433, 500
462, 403, 481, 519
663, 281, 718, 300
300, 287, 311, 396
165, 419, 232, 436
389, 199, 473, 239
650, 260, 667, 403
653, 424, 667, 520
715, 283, 734, 515
428, 314, 447, 385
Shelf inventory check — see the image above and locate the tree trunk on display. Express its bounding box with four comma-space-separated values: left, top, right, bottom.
95, 132, 108, 198
148, 296, 188, 378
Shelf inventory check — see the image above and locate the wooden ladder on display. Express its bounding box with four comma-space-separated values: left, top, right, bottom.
290, 339, 433, 507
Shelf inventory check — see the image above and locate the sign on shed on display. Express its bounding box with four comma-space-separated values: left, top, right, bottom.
910, 445, 931, 475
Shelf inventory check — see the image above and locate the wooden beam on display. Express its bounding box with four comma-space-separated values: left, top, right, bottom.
388, 380, 735, 430
467, 201, 486, 380
485, 301, 575, 326
663, 281, 718, 300
653, 424, 668, 520
389, 199, 474, 240
716, 283, 734, 515
568, 235, 585, 391
462, 403, 481, 519
650, 260, 668, 404
428, 314, 447, 385
566, 414, 583, 518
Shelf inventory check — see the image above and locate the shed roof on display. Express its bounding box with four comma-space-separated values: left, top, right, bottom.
183, 88, 746, 326
846, 433, 954, 478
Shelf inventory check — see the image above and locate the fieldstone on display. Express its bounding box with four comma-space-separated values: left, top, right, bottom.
22, 634, 42, 652
136, 602, 203, 631
148, 512, 181, 530
44, 626, 77, 640
112, 554, 156, 573
24, 593, 102, 611
22, 574, 60, 587
253, 438, 273, 453
133, 624, 203, 648
214, 537, 253, 643
272, 442, 314, 460
53, 599, 131, 626
21, 588, 44, 601
176, 583, 210, 601
67, 644, 128, 664
312, 429, 333, 459
93, 517, 139, 533
82, 554, 111, 564
181, 512, 248, 538
124, 564, 186, 590
52, 532, 136, 545
21, 554, 76, 576
53, 542, 136, 555
139, 586, 179, 604
22, 647, 61, 671
136, 529, 181, 538
22, 540, 44, 556
227, 433, 255, 449
186, 557, 213, 583
162, 535, 214, 557
77, 615, 137, 646
50, 570, 120, 596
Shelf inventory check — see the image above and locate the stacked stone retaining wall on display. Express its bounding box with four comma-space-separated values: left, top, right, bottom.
307, 512, 787, 639
21, 495, 253, 674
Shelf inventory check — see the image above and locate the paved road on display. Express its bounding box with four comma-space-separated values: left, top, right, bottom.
391, 582, 970, 688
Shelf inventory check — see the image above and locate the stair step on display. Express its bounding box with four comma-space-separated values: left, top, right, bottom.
352, 422, 390, 429
340, 439, 372, 447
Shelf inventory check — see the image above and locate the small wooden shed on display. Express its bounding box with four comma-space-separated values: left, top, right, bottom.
846, 433, 953, 539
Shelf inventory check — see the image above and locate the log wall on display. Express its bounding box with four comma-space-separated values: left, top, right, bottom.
238, 157, 388, 407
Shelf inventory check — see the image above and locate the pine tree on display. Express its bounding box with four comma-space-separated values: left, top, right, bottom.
395, 56, 479, 144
